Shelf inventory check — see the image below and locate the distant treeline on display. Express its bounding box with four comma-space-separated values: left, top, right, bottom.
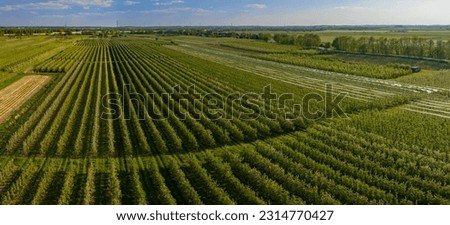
0, 28, 153, 36
158, 29, 323, 49
1, 28, 78, 35
332, 36, 450, 60
271, 33, 322, 48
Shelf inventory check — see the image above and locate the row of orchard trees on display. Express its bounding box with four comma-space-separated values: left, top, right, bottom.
3, 121, 450, 204
332, 36, 450, 60
5, 37, 310, 157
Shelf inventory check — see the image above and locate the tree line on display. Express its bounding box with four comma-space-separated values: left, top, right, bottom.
332, 36, 450, 60
156, 29, 322, 49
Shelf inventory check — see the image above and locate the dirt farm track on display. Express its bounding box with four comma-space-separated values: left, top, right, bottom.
0, 75, 50, 124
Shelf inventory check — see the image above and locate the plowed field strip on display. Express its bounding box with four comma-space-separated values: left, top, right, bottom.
0, 75, 50, 124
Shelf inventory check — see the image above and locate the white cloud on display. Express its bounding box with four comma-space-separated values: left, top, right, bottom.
192, 8, 213, 16
0, 0, 113, 11
39, 14, 65, 18
140, 6, 213, 16
124, 1, 139, 6
245, 3, 267, 9
74, 10, 125, 16
39, 10, 124, 19
0, 5, 15, 11
334, 6, 367, 10
141, 6, 191, 14
0, 2, 69, 11
153, 0, 184, 6
63, 0, 113, 8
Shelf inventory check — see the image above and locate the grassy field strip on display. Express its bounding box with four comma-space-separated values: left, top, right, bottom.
402, 99, 450, 119
338, 83, 396, 96
248, 64, 391, 100
257, 69, 378, 101
416, 101, 450, 109
410, 104, 450, 115
236, 65, 375, 101
0, 75, 50, 124
249, 68, 371, 101
166, 45, 397, 102
403, 108, 450, 119
278, 71, 395, 97
229, 63, 372, 102
0, 38, 40, 51
271, 72, 388, 100
0, 72, 22, 90
428, 99, 450, 106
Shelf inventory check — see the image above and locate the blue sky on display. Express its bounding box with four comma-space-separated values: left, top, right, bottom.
0, 0, 449, 26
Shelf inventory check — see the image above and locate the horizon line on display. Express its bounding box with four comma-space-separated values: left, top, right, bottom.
2, 24, 450, 28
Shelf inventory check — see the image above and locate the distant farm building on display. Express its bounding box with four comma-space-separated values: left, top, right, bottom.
51, 32, 66, 36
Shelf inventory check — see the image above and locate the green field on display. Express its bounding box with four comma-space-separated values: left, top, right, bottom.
0, 36, 79, 89
0, 33, 450, 205
395, 70, 450, 89
0, 72, 22, 90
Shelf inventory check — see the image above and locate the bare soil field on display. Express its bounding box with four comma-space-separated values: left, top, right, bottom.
0, 75, 50, 124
